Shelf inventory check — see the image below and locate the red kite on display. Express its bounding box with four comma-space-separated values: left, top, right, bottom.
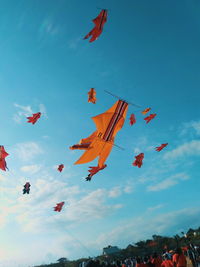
58, 164, 64, 172
27, 112, 41, 124
155, 143, 168, 152
86, 164, 107, 181
84, 9, 107, 42
0, 146, 9, 171
70, 100, 128, 177
23, 182, 31, 194
141, 107, 151, 115
144, 113, 156, 124
133, 153, 144, 168
88, 88, 96, 104
54, 202, 65, 212
129, 114, 136, 126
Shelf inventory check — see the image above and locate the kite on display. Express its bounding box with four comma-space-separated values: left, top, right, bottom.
58, 164, 64, 172
86, 164, 107, 181
88, 88, 96, 104
0, 146, 9, 171
129, 114, 136, 126
141, 107, 151, 115
155, 143, 168, 152
133, 153, 144, 168
144, 113, 156, 124
27, 112, 41, 124
84, 9, 108, 42
70, 99, 128, 177
54, 202, 65, 212
23, 182, 31, 194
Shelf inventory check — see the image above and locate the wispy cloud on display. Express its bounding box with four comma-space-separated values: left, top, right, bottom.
147, 204, 164, 212
90, 207, 200, 249
39, 103, 47, 118
13, 142, 43, 161
13, 103, 33, 123
163, 140, 200, 159
108, 187, 121, 198
68, 37, 81, 50
180, 120, 200, 136
147, 173, 189, 192
20, 164, 42, 174
39, 19, 59, 37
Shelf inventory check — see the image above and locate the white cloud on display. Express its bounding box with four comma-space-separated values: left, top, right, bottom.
163, 140, 200, 159
147, 173, 189, 192
13, 142, 43, 161
68, 37, 81, 50
123, 184, 133, 194
180, 120, 200, 136
13, 103, 33, 123
108, 187, 121, 198
20, 164, 42, 174
89, 207, 200, 249
39, 103, 47, 118
147, 204, 164, 212
39, 19, 59, 37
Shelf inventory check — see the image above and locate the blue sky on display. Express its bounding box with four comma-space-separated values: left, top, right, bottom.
0, 0, 200, 266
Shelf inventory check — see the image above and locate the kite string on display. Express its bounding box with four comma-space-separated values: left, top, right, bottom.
54, 215, 95, 258
103, 90, 156, 114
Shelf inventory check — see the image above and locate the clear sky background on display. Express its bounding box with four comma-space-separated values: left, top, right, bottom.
0, 0, 200, 266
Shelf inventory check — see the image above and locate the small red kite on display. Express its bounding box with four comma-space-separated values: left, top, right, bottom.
86, 164, 107, 181
58, 164, 64, 172
0, 146, 9, 171
155, 143, 168, 152
84, 9, 108, 42
88, 88, 96, 104
23, 182, 31, 194
129, 114, 136, 126
27, 112, 41, 124
144, 113, 156, 124
133, 153, 144, 168
54, 202, 65, 212
141, 108, 151, 115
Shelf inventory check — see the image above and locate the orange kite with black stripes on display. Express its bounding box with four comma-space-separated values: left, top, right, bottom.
70, 100, 128, 179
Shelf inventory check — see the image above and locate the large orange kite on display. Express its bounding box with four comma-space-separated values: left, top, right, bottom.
70, 100, 128, 178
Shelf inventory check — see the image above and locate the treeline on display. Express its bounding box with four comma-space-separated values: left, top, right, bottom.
34, 227, 200, 267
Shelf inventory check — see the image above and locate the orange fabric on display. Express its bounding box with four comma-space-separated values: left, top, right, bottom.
161, 260, 173, 267
141, 107, 151, 115
173, 254, 187, 267
151, 257, 162, 267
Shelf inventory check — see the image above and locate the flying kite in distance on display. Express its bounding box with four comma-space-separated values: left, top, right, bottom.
58, 164, 64, 172
129, 114, 136, 126
155, 143, 168, 152
141, 107, 151, 115
23, 182, 31, 194
133, 153, 144, 168
85, 164, 107, 181
54, 202, 65, 212
0, 146, 9, 171
70, 99, 128, 178
88, 88, 97, 104
27, 112, 41, 124
84, 9, 108, 42
144, 113, 157, 124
